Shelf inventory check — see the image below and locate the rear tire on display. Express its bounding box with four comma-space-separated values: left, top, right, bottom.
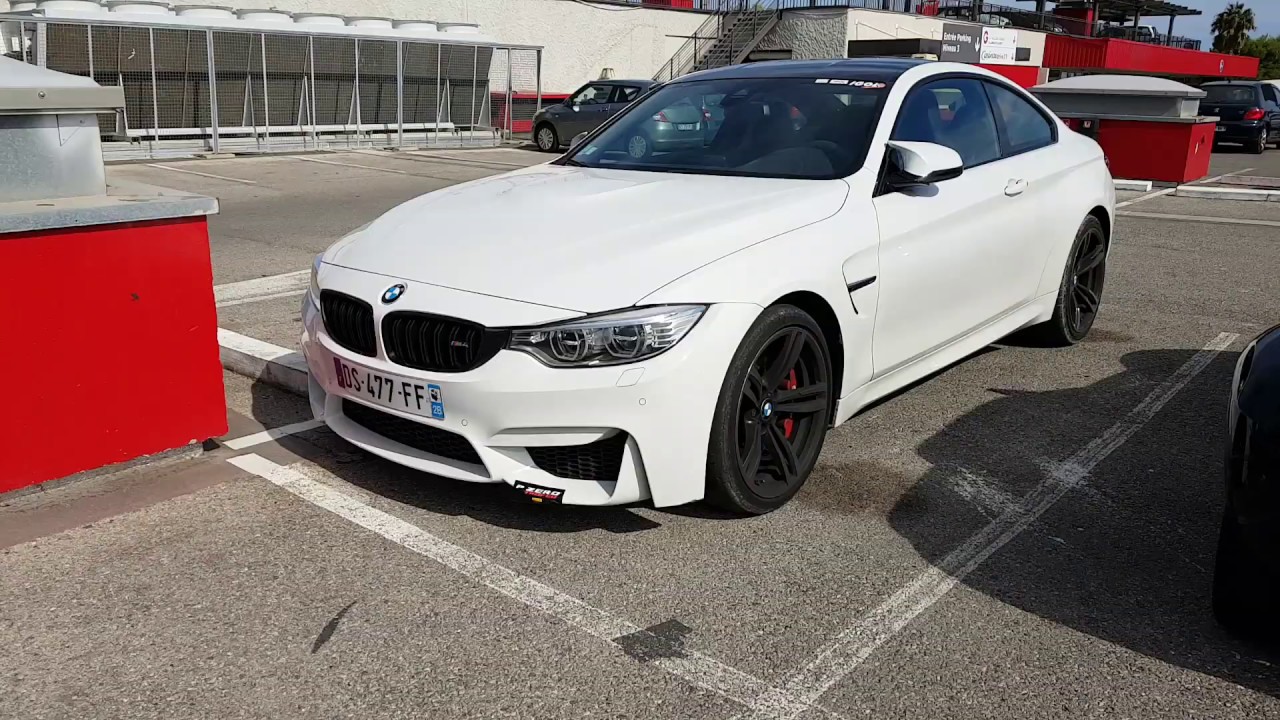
626, 132, 652, 159
1024, 215, 1108, 347
535, 123, 559, 152
705, 305, 833, 515
1251, 128, 1268, 155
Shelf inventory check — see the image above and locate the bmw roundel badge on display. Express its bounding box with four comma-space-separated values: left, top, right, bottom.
381, 283, 406, 304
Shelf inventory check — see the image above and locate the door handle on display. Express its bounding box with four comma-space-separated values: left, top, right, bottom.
1004, 179, 1028, 197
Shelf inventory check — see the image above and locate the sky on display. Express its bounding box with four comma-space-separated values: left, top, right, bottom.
1124, 1, 1280, 45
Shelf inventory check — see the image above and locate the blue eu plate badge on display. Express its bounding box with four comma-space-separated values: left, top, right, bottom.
428, 384, 445, 420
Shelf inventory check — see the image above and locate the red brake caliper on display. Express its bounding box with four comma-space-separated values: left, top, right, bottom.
782, 369, 797, 439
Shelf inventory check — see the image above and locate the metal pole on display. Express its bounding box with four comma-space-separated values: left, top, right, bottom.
354, 39, 362, 146
35, 21, 47, 66
260, 33, 271, 151
504, 48, 512, 140
1166, 15, 1175, 46
396, 41, 405, 148
471, 45, 478, 135
149, 28, 160, 154
434, 45, 441, 145
308, 35, 318, 149
535, 48, 542, 114
86, 24, 94, 79
206, 29, 219, 154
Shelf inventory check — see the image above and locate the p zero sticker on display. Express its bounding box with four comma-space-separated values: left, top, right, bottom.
513, 481, 564, 504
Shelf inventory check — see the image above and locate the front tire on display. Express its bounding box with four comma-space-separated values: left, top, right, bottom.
706, 305, 833, 515
1025, 215, 1107, 347
535, 123, 559, 152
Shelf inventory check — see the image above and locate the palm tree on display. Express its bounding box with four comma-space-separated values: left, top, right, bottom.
1211, 3, 1257, 55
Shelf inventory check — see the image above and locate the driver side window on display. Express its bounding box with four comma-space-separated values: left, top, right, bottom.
571, 84, 613, 106
891, 78, 1001, 168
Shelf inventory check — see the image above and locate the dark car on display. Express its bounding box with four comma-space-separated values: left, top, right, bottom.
533, 78, 717, 157
1203, 81, 1280, 154
1213, 323, 1280, 636
532, 79, 654, 152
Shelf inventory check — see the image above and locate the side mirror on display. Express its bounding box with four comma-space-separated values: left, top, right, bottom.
570, 132, 590, 149
883, 141, 963, 190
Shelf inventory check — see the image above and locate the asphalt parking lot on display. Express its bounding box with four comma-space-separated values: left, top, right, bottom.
4, 145, 1280, 719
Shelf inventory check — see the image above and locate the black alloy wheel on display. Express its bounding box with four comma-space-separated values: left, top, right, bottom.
707, 306, 832, 514
1064, 222, 1107, 339
1024, 215, 1108, 347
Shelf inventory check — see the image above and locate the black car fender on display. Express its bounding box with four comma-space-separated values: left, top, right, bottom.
1238, 323, 1280, 433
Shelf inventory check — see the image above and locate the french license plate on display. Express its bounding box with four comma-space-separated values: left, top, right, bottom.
332, 358, 444, 420
677, 123, 697, 131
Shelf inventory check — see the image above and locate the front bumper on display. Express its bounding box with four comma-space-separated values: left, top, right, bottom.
302, 264, 760, 507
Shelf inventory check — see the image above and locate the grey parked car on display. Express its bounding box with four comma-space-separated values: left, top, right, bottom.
533, 78, 714, 157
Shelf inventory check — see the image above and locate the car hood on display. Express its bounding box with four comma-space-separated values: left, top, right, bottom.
324, 164, 848, 313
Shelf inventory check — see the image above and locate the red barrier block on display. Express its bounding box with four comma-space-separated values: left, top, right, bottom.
1095, 119, 1215, 184
0, 215, 226, 492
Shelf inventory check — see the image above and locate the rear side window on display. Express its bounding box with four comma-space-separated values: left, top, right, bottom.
985, 81, 1056, 155
1262, 85, 1280, 105
1203, 85, 1260, 104
892, 77, 1001, 168
613, 85, 642, 103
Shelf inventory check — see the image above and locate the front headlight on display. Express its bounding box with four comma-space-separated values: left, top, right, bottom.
508, 305, 705, 367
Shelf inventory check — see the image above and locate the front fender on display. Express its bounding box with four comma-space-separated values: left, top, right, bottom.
638, 202, 877, 411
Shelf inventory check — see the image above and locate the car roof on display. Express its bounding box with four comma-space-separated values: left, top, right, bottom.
669, 58, 930, 85
1201, 80, 1261, 86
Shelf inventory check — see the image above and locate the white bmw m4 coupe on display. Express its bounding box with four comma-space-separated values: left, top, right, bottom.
302, 58, 1115, 514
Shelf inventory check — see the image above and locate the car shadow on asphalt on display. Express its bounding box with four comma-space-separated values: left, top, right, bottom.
885, 347, 1280, 697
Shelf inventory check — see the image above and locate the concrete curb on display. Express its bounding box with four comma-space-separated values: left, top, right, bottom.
1114, 179, 1153, 192
1174, 186, 1280, 202
218, 328, 309, 397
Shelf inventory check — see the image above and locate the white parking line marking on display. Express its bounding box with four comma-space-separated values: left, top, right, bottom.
1193, 167, 1255, 186
291, 155, 412, 174
223, 419, 326, 450
736, 331, 1239, 720
145, 163, 259, 185
1115, 187, 1174, 208
214, 270, 309, 308
227, 453, 844, 719
408, 151, 532, 168
1119, 211, 1280, 228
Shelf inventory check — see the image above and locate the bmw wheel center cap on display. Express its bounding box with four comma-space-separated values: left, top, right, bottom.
382, 284, 406, 304
761, 401, 774, 419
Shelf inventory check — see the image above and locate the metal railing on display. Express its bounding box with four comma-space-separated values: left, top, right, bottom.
654, 10, 727, 82
0, 14, 543, 160
1094, 25, 1200, 50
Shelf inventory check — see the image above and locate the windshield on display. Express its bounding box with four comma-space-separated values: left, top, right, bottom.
1203, 85, 1258, 104
560, 77, 889, 180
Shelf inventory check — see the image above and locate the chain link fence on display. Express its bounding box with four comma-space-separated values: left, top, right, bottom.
0, 14, 544, 160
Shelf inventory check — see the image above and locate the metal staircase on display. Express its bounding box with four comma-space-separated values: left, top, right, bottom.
653, 7, 779, 83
